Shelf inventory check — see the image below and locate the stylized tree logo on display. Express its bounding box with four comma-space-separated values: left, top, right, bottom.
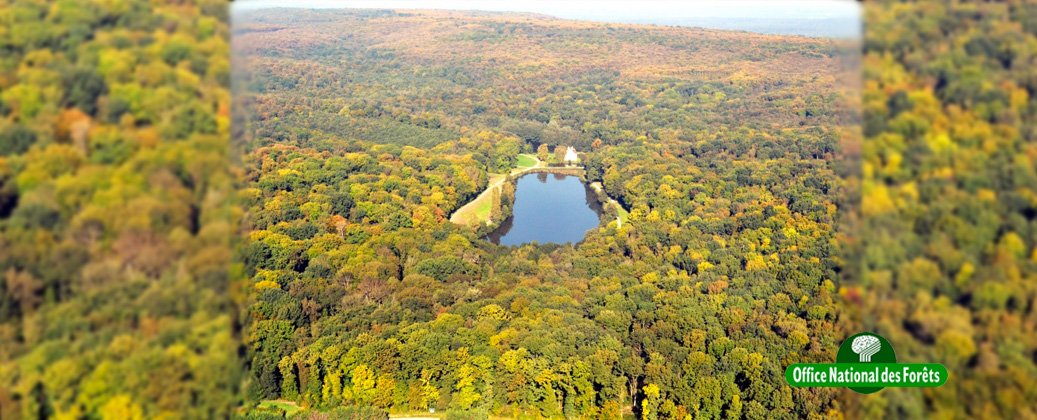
787, 332, 949, 395
851, 334, 881, 362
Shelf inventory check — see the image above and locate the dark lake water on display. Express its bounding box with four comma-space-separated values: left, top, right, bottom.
487, 172, 604, 246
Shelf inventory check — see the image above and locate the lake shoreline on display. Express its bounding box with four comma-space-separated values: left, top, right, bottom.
448, 156, 584, 226
478, 169, 628, 246
449, 155, 627, 245
484, 171, 604, 245
452, 167, 583, 228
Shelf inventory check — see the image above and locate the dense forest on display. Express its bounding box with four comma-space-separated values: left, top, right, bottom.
856, 1, 1037, 418
234, 9, 855, 420
4, 1, 1029, 420
0, 1, 238, 419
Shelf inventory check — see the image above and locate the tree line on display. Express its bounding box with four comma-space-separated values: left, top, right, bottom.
236, 8, 853, 420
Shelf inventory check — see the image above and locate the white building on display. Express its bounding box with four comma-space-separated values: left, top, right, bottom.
564, 146, 578, 164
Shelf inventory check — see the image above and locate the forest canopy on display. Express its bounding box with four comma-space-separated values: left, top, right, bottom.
856, 1, 1037, 418
0, 1, 237, 419
7, 2, 1029, 420
234, 8, 855, 420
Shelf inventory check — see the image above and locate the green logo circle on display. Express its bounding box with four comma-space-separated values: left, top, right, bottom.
836, 332, 897, 394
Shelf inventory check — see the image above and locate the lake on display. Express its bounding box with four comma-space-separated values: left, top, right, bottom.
487, 172, 605, 246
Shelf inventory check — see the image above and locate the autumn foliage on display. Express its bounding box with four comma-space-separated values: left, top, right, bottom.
235, 8, 855, 420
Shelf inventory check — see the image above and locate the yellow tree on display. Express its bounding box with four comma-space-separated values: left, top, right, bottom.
346, 364, 376, 406
490, 187, 502, 222
554, 145, 566, 163
373, 374, 395, 408
419, 369, 440, 410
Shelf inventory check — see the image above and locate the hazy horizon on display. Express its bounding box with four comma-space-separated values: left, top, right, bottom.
232, 0, 861, 38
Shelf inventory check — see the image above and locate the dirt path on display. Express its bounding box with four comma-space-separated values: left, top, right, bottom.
257, 400, 301, 415
449, 154, 541, 225
589, 182, 627, 226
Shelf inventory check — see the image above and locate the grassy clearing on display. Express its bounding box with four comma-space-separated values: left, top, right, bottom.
388, 413, 441, 419
451, 173, 507, 224
474, 197, 492, 221
487, 173, 505, 185
516, 154, 537, 168
258, 400, 302, 416
616, 204, 629, 224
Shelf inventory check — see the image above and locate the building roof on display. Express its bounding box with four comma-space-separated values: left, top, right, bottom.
564, 146, 578, 162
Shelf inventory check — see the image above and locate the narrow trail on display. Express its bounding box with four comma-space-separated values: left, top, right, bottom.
589, 181, 619, 207
449, 154, 542, 225
589, 181, 626, 227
